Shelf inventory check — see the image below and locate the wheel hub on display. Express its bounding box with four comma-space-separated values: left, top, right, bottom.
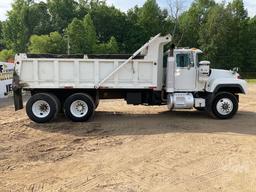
76, 103, 85, 112
222, 102, 229, 110
32, 100, 51, 118
216, 98, 233, 116
40, 104, 49, 113
70, 100, 88, 118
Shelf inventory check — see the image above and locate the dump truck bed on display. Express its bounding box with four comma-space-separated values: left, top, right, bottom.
15, 55, 157, 89
14, 34, 172, 90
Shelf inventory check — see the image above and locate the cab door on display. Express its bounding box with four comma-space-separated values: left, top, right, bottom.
174, 52, 197, 91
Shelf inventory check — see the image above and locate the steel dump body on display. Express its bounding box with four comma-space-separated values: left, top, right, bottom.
17, 57, 156, 89
15, 34, 172, 91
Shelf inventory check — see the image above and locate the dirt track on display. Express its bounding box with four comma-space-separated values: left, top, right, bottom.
0, 84, 256, 192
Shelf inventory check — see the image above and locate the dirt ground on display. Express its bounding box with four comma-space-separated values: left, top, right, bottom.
0, 84, 256, 192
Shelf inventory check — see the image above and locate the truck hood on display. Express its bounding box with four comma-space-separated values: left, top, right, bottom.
206, 69, 248, 94
209, 69, 237, 79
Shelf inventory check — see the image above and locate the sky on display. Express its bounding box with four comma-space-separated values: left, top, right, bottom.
0, 0, 256, 21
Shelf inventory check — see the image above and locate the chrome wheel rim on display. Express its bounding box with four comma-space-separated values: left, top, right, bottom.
32, 100, 51, 118
216, 98, 234, 116
70, 100, 88, 118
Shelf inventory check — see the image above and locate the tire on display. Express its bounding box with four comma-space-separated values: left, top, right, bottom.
64, 93, 95, 122
26, 93, 59, 123
50, 94, 61, 113
210, 92, 238, 119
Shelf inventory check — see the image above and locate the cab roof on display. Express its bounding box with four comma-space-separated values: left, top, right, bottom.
175, 48, 203, 54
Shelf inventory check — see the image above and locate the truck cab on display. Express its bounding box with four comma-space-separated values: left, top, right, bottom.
166, 47, 247, 119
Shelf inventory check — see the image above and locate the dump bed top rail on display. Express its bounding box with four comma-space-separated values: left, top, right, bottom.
26, 54, 145, 60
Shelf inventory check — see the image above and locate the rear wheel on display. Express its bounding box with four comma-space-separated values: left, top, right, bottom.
64, 93, 95, 122
211, 92, 238, 119
26, 93, 60, 123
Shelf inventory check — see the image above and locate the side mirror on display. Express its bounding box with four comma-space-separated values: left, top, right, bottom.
198, 61, 211, 81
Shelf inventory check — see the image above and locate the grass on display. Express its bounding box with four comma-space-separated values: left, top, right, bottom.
246, 79, 256, 84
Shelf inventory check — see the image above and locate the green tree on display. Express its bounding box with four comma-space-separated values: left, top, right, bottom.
83, 14, 97, 53
23, 2, 52, 35
0, 21, 4, 50
246, 17, 256, 72
0, 21, 2, 40
198, 4, 231, 68
67, 14, 119, 54
108, 36, 119, 53
0, 49, 15, 62
76, 0, 90, 19
89, 2, 127, 52
178, 0, 215, 48
29, 32, 66, 54
67, 14, 98, 54
3, 0, 54, 52
95, 36, 119, 54
138, 0, 170, 38
198, 0, 249, 71
67, 18, 88, 54
226, 0, 249, 70
125, 6, 149, 52
3, 0, 29, 52
47, 0, 80, 32
124, 0, 172, 52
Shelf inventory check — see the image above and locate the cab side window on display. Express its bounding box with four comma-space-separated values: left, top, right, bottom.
176, 54, 192, 68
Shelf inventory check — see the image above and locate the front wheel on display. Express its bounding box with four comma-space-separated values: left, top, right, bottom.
64, 93, 95, 122
211, 92, 238, 119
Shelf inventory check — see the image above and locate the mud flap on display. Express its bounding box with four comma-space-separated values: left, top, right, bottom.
13, 71, 24, 111
13, 88, 23, 111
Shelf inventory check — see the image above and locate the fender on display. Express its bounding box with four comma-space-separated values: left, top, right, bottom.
206, 78, 248, 94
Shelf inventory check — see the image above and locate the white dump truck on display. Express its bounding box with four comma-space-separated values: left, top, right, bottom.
13, 34, 247, 123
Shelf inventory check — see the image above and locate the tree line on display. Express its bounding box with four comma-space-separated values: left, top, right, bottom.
0, 0, 255, 75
